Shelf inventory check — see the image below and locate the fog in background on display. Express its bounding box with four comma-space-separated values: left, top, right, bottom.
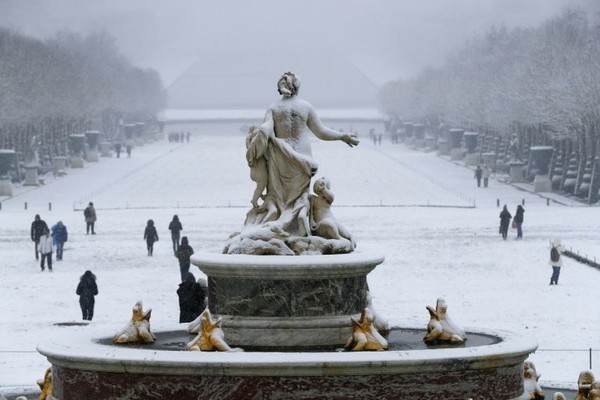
1, 0, 599, 108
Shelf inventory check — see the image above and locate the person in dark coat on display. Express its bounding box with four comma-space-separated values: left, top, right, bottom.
143, 219, 159, 256
51, 221, 68, 261
474, 166, 482, 187
499, 205, 512, 240
175, 236, 194, 282
84, 202, 97, 235
76, 270, 98, 320
168, 215, 183, 254
31, 214, 49, 260
177, 273, 205, 323
514, 205, 525, 240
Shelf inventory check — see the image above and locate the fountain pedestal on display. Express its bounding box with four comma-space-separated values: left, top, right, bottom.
194, 253, 383, 348
509, 161, 527, 183
0, 177, 12, 196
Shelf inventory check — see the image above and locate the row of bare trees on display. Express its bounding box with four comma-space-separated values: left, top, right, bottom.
378, 9, 600, 157
0, 28, 166, 159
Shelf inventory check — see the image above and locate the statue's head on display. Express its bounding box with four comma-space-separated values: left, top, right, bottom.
277, 72, 301, 98
313, 177, 330, 194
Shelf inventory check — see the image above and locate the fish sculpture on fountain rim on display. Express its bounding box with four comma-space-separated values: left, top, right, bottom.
113, 300, 155, 344
423, 298, 467, 344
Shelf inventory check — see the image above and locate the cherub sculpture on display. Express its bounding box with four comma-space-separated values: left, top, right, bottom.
245, 126, 269, 209
186, 309, 239, 352
552, 393, 566, 400
37, 367, 52, 400
423, 298, 466, 344
344, 307, 388, 351
520, 361, 544, 400
113, 300, 155, 344
244, 126, 278, 226
309, 177, 355, 247
574, 370, 595, 400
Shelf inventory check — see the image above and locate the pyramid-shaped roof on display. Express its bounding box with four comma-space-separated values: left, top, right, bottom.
166, 48, 380, 111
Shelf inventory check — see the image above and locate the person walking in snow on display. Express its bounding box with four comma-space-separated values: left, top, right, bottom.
39, 228, 53, 271
76, 270, 98, 320
549, 238, 565, 285
84, 202, 97, 235
143, 219, 159, 256
177, 272, 205, 323
175, 236, 194, 282
50, 221, 68, 261
514, 205, 525, 239
499, 205, 512, 240
483, 166, 491, 188
31, 214, 49, 260
474, 166, 482, 187
168, 215, 183, 254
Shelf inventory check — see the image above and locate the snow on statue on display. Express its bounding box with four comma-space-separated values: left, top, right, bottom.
225, 72, 359, 255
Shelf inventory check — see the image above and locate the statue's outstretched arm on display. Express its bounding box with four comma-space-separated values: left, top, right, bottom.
307, 107, 359, 147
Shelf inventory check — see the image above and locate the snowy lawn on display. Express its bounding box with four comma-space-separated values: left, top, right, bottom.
0, 128, 598, 394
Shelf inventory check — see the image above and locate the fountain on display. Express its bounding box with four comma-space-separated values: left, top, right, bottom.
37, 73, 537, 400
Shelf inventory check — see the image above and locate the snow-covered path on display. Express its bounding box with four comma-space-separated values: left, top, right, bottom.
0, 130, 598, 393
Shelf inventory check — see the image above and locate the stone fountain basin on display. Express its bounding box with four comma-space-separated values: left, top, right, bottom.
38, 323, 536, 399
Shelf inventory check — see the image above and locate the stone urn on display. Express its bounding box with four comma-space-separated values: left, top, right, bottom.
69, 134, 85, 168
463, 132, 479, 166
85, 131, 101, 162
530, 146, 553, 192
413, 124, 425, 148
134, 122, 146, 146
449, 129, 464, 160
0, 150, 16, 196
52, 156, 68, 177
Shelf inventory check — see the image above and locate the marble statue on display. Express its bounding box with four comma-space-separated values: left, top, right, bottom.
344, 307, 388, 351
37, 367, 52, 400
509, 133, 522, 161
574, 370, 595, 400
113, 300, 155, 344
26, 135, 40, 166
186, 309, 239, 352
519, 361, 544, 400
552, 393, 566, 400
423, 298, 466, 344
225, 72, 359, 256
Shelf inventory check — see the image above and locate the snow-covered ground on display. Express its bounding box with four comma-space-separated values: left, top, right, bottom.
0, 127, 598, 396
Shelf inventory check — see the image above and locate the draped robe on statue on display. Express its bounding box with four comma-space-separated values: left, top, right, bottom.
245, 103, 319, 235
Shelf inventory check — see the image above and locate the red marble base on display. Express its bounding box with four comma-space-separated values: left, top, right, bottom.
52, 362, 523, 400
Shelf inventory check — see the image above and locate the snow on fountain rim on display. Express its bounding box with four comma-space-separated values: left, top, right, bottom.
37, 322, 537, 377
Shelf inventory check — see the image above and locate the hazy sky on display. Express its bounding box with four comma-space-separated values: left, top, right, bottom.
1, 0, 599, 88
